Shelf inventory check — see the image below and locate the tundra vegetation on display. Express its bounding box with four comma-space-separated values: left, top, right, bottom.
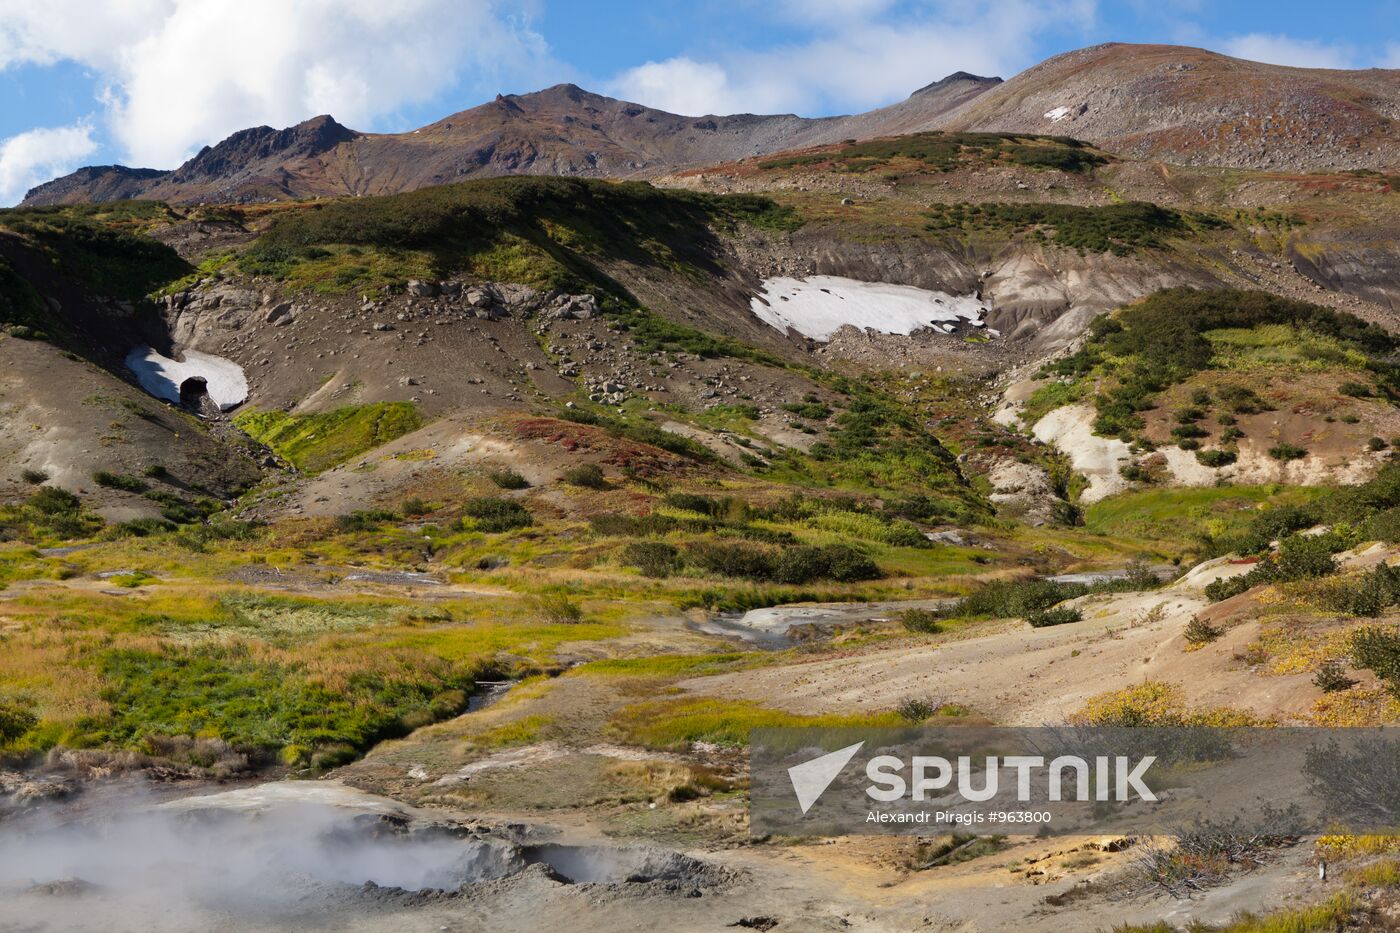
4, 160, 1400, 931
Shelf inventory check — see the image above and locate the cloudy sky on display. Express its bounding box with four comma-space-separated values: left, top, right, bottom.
1, 0, 1397, 203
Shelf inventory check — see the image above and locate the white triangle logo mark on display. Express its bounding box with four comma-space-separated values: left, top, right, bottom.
788, 742, 864, 814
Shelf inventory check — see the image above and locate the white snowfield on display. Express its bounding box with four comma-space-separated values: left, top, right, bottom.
125, 345, 248, 410
1044, 106, 1072, 122
750, 276, 990, 341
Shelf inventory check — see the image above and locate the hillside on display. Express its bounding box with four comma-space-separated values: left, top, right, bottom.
22, 74, 999, 206
6, 109, 1400, 933
942, 42, 1400, 170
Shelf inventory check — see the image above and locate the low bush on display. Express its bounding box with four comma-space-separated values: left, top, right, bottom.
895, 695, 942, 723
686, 539, 774, 579
1351, 626, 1400, 695
19, 469, 48, 485
777, 543, 880, 584
1195, 449, 1236, 468
1268, 442, 1308, 461
1183, 616, 1221, 646
622, 541, 680, 578
945, 578, 1089, 619
532, 592, 583, 624
562, 463, 608, 489
335, 510, 397, 533
488, 468, 529, 489
461, 497, 532, 533
899, 608, 942, 634
1313, 661, 1358, 693
0, 698, 38, 746
92, 470, 148, 493
1211, 533, 1343, 602
1026, 606, 1082, 628
400, 497, 432, 517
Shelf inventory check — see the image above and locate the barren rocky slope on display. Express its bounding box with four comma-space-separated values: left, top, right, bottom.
942, 42, 1400, 170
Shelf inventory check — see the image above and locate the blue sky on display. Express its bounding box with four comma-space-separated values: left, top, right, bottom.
0, 0, 1397, 203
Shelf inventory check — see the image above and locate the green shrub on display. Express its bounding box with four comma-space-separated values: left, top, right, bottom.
895, 695, 942, 722
19, 468, 48, 484
1206, 533, 1339, 601
686, 540, 774, 579
773, 544, 880, 584
1204, 574, 1252, 602
1369, 437, 1388, 452
1183, 616, 1221, 645
589, 513, 686, 536
1195, 449, 1237, 468
111, 517, 176, 537
27, 486, 80, 515
92, 470, 148, 493
925, 201, 1184, 255
142, 464, 169, 479
1340, 381, 1373, 398
562, 463, 608, 489
334, 510, 397, 533
1342, 565, 1400, 617
1027, 606, 1082, 628
488, 468, 529, 489
1052, 289, 1398, 439
532, 592, 583, 624
400, 497, 432, 517
1312, 661, 1358, 693
899, 608, 942, 634
1351, 626, 1400, 695
461, 497, 532, 533
1268, 443, 1307, 461
622, 541, 680, 578
0, 698, 38, 746
946, 578, 1089, 620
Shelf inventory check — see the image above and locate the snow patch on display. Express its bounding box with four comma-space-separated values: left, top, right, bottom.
1044, 106, 1072, 122
750, 276, 989, 341
125, 346, 248, 410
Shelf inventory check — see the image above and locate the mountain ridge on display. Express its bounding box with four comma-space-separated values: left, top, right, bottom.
22, 72, 1001, 205
23, 42, 1400, 207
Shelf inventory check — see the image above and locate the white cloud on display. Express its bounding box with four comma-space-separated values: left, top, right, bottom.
0, 0, 560, 168
1383, 43, 1400, 68
0, 122, 98, 205
1220, 33, 1356, 70
607, 0, 1097, 117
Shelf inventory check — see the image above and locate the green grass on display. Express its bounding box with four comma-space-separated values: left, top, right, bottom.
234, 402, 423, 473
239, 176, 799, 296
1083, 485, 1324, 555
758, 131, 1107, 175
614, 696, 905, 750
1021, 378, 1089, 425
82, 644, 489, 765
0, 204, 189, 301
924, 201, 1212, 255
1045, 288, 1400, 438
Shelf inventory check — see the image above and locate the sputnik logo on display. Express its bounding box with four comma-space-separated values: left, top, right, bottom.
788, 742, 864, 814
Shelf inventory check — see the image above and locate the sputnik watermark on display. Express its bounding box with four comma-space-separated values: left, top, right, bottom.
788, 745, 1156, 817
752, 726, 1400, 836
